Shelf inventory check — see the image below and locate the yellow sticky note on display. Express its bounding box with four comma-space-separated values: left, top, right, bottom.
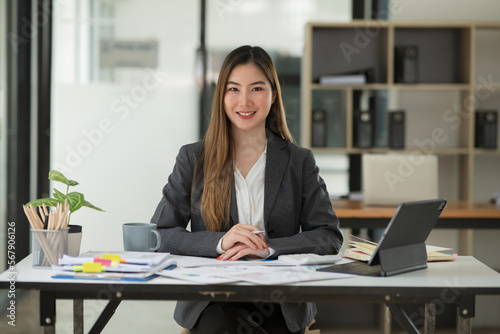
102, 254, 120, 263
83, 262, 103, 273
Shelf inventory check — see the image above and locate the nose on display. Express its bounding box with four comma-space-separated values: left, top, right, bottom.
238, 90, 251, 106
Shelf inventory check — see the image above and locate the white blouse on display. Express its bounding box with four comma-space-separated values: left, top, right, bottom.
233, 146, 266, 231
216, 144, 274, 256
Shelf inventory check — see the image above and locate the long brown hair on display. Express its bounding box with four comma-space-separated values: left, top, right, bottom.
200, 45, 292, 232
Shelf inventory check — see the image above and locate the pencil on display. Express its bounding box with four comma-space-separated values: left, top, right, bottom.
42, 203, 49, 217
26, 205, 43, 229
24, 205, 58, 265
40, 207, 48, 229
55, 203, 67, 230
31, 205, 45, 229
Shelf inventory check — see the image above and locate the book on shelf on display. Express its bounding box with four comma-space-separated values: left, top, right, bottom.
342, 235, 456, 262
316, 67, 375, 85
319, 74, 366, 85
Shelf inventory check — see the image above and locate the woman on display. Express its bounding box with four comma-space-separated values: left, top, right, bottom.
151, 45, 343, 334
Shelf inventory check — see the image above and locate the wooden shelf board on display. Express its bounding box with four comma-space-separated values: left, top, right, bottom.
331, 199, 500, 219
474, 22, 500, 29
311, 84, 472, 91
307, 20, 390, 28
474, 149, 500, 155
473, 84, 500, 90
311, 84, 388, 90
317, 148, 471, 155
392, 21, 474, 29
311, 147, 350, 154
391, 84, 471, 90
403, 148, 471, 155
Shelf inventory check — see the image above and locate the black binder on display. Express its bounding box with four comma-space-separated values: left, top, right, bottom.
353, 110, 374, 148
388, 110, 405, 149
311, 109, 327, 147
394, 46, 419, 84
475, 110, 498, 149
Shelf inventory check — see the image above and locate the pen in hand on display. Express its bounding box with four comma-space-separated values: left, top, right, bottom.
252, 230, 266, 235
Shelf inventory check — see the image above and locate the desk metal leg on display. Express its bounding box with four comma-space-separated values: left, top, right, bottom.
43, 325, 55, 334
381, 304, 391, 334
88, 298, 122, 334
424, 303, 436, 334
457, 295, 475, 334
458, 317, 472, 334
74, 299, 84, 334
40, 291, 56, 334
386, 304, 420, 334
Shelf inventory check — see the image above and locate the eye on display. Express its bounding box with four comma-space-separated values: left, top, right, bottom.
252, 87, 263, 91
227, 87, 238, 92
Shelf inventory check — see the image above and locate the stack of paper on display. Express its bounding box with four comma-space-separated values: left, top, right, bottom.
52, 251, 175, 281
157, 254, 354, 285
343, 236, 457, 262
277, 254, 342, 265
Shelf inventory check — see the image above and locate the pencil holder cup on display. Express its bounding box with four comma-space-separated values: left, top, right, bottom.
31, 229, 68, 268
67, 225, 83, 257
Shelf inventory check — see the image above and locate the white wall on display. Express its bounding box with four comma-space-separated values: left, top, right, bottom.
51, 0, 199, 252
207, 0, 351, 55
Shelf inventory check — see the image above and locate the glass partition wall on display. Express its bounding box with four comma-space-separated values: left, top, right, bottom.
51, 0, 200, 252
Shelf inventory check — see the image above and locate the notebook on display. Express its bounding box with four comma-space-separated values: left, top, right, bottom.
318, 198, 447, 277
362, 154, 438, 205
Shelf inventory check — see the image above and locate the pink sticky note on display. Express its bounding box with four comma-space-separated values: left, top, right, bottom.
94, 258, 112, 266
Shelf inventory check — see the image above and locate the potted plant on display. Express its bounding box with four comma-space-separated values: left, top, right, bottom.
26, 170, 104, 256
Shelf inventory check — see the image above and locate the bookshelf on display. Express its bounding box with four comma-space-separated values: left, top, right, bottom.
302, 21, 500, 202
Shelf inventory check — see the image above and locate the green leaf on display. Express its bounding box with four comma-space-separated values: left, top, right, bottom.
83, 200, 105, 212
53, 188, 67, 202
67, 179, 79, 186
26, 198, 61, 208
48, 170, 79, 187
66, 192, 85, 213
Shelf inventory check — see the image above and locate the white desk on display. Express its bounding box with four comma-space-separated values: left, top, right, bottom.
2, 255, 500, 334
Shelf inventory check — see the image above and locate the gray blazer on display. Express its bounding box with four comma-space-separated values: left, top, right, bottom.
151, 129, 343, 332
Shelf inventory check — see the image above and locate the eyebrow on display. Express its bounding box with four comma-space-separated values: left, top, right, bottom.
227, 80, 266, 86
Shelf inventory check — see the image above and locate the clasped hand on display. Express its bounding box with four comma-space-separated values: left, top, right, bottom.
218, 224, 269, 261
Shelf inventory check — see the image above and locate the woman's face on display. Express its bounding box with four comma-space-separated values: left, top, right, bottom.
224, 62, 275, 134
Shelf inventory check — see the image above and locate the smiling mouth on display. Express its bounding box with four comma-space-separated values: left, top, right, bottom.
236, 111, 256, 117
